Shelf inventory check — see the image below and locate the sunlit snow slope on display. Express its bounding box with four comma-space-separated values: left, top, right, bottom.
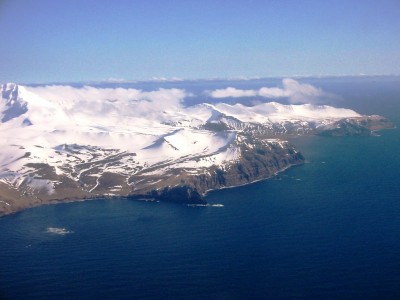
0, 83, 391, 215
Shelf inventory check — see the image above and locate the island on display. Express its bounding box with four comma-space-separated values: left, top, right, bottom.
0, 83, 393, 216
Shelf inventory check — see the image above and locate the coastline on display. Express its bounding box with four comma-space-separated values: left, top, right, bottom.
203, 161, 304, 195
1, 123, 393, 218
0, 161, 304, 218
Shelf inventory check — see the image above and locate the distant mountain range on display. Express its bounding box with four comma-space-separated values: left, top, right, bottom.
0, 83, 393, 216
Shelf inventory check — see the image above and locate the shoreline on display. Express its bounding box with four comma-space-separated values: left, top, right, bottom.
0, 162, 304, 218
203, 161, 304, 196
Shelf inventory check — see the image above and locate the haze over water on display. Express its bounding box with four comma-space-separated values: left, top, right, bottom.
1, 77, 400, 299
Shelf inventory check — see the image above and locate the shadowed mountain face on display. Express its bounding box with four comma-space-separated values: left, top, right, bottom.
0, 83, 393, 216
1, 84, 28, 122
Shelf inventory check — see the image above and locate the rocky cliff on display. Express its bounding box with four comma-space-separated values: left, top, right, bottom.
128, 134, 304, 204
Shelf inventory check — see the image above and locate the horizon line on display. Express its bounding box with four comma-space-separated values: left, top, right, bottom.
4, 73, 400, 86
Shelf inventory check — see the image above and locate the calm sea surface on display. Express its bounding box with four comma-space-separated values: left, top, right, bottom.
1, 77, 400, 299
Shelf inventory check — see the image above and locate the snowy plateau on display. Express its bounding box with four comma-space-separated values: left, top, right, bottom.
0, 83, 392, 215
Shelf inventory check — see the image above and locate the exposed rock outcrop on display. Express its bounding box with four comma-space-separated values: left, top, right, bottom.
132, 134, 304, 204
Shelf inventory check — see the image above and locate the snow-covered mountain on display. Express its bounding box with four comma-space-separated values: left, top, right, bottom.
0, 83, 392, 215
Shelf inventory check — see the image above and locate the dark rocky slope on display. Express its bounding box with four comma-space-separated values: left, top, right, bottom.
130, 135, 304, 204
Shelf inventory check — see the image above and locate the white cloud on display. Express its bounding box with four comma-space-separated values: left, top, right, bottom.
210, 87, 257, 98
209, 78, 327, 104
105, 77, 128, 83
258, 86, 288, 98
150, 77, 184, 82
281, 78, 324, 103
26, 85, 188, 119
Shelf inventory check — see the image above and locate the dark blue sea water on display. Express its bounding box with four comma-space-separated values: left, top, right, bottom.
1, 77, 400, 299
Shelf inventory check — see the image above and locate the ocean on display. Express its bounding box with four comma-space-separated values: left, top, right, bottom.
1, 76, 400, 299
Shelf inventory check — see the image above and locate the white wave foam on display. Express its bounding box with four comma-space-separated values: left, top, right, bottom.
187, 203, 224, 208
46, 227, 73, 235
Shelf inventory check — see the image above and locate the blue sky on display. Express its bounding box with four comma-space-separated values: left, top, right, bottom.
0, 0, 399, 83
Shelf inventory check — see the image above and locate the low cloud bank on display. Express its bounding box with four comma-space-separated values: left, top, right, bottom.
27, 85, 188, 118
209, 78, 328, 104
